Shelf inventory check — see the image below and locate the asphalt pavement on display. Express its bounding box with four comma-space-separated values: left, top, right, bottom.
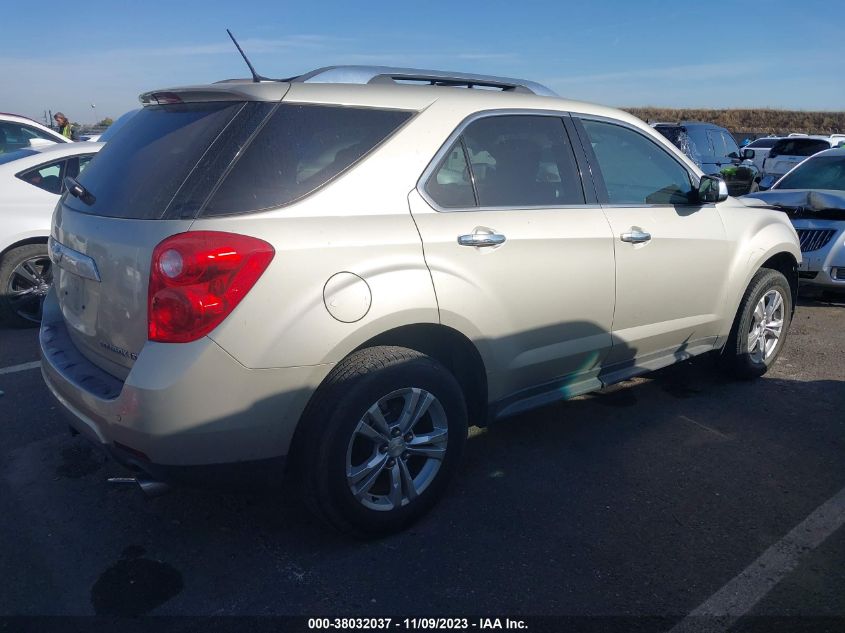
1, 297, 843, 630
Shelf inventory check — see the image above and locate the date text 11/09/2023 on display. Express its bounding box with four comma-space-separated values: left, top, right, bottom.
308, 618, 528, 630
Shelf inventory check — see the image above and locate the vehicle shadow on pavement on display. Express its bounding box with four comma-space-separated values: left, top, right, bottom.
4, 347, 844, 616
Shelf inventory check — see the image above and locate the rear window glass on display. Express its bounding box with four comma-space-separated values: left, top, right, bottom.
65, 102, 245, 219
97, 109, 140, 143
776, 155, 845, 190
770, 138, 830, 157
202, 104, 413, 216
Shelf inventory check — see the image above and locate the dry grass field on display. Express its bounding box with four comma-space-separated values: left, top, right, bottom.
624, 107, 845, 135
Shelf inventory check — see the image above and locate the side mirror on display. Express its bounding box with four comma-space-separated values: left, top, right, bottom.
727, 151, 740, 159
741, 148, 755, 160
698, 175, 729, 203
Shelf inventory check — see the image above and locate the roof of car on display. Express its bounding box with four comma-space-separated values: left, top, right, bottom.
654, 121, 726, 129
141, 69, 648, 132
139, 68, 700, 175
0, 112, 42, 123
806, 147, 845, 158
0, 141, 103, 173
0, 112, 69, 142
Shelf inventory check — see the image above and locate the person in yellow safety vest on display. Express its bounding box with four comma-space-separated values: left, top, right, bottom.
53, 112, 74, 139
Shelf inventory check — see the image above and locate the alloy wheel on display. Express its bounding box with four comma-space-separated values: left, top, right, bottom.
345, 387, 448, 511
747, 289, 785, 363
6, 255, 52, 323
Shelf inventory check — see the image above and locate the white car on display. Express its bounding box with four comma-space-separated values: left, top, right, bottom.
742, 136, 781, 172
0, 142, 103, 326
0, 113, 69, 152
760, 136, 840, 189
746, 147, 845, 291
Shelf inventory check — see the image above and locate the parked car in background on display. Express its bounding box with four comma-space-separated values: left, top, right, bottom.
0, 142, 103, 326
741, 136, 782, 172
653, 121, 759, 195
41, 66, 799, 536
759, 137, 839, 190
745, 147, 845, 292
0, 113, 69, 153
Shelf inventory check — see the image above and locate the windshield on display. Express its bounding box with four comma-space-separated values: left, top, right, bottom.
776, 155, 845, 191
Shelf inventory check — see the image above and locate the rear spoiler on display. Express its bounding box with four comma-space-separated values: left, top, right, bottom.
139, 82, 289, 105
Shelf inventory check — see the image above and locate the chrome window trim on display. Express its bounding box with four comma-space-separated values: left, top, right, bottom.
416, 108, 592, 214
571, 111, 702, 199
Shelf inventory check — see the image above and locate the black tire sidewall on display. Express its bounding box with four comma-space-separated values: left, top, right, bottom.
314, 353, 467, 535
0, 243, 50, 328
731, 270, 792, 377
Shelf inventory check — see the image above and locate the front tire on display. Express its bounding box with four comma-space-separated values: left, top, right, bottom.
721, 268, 792, 379
296, 346, 467, 537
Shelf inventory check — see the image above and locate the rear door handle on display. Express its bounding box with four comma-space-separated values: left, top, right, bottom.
620, 229, 652, 244
458, 231, 506, 248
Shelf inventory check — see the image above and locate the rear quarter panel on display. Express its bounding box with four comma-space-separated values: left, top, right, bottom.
194, 110, 450, 370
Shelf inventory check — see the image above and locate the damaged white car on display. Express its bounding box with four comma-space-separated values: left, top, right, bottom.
745, 147, 845, 291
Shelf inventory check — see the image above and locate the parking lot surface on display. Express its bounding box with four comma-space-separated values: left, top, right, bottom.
1, 297, 843, 627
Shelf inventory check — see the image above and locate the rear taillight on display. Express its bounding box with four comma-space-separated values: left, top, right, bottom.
148, 231, 274, 343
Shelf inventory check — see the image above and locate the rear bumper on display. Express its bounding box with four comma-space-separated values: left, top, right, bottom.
40, 289, 331, 476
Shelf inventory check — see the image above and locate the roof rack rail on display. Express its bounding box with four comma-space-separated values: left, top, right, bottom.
289, 66, 557, 97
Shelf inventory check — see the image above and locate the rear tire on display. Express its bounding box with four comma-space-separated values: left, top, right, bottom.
296, 346, 467, 537
0, 244, 52, 328
720, 268, 791, 379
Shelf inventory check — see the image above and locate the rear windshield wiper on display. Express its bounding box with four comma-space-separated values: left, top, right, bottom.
64, 176, 96, 206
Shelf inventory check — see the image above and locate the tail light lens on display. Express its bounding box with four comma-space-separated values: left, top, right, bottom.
148, 231, 274, 343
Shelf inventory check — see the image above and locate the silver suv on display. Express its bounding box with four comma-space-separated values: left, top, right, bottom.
41, 66, 801, 535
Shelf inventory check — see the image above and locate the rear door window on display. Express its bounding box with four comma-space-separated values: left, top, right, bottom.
464, 115, 584, 207
426, 115, 584, 209
427, 141, 476, 209
202, 104, 413, 216
580, 119, 694, 205
17, 159, 66, 194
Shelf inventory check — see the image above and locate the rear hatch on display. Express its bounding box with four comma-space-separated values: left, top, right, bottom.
51, 81, 416, 379
766, 138, 830, 176
53, 89, 287, 379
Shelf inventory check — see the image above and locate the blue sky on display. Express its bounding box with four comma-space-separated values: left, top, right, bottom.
2, 0, 843, 124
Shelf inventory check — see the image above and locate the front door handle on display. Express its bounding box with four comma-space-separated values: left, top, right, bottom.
458, 231, 506, 248
620, 229, 652, 244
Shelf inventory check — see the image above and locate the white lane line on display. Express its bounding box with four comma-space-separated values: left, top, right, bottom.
0, 360, 40, 376
678, 415, 731, 440
669, 485, 845, 633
